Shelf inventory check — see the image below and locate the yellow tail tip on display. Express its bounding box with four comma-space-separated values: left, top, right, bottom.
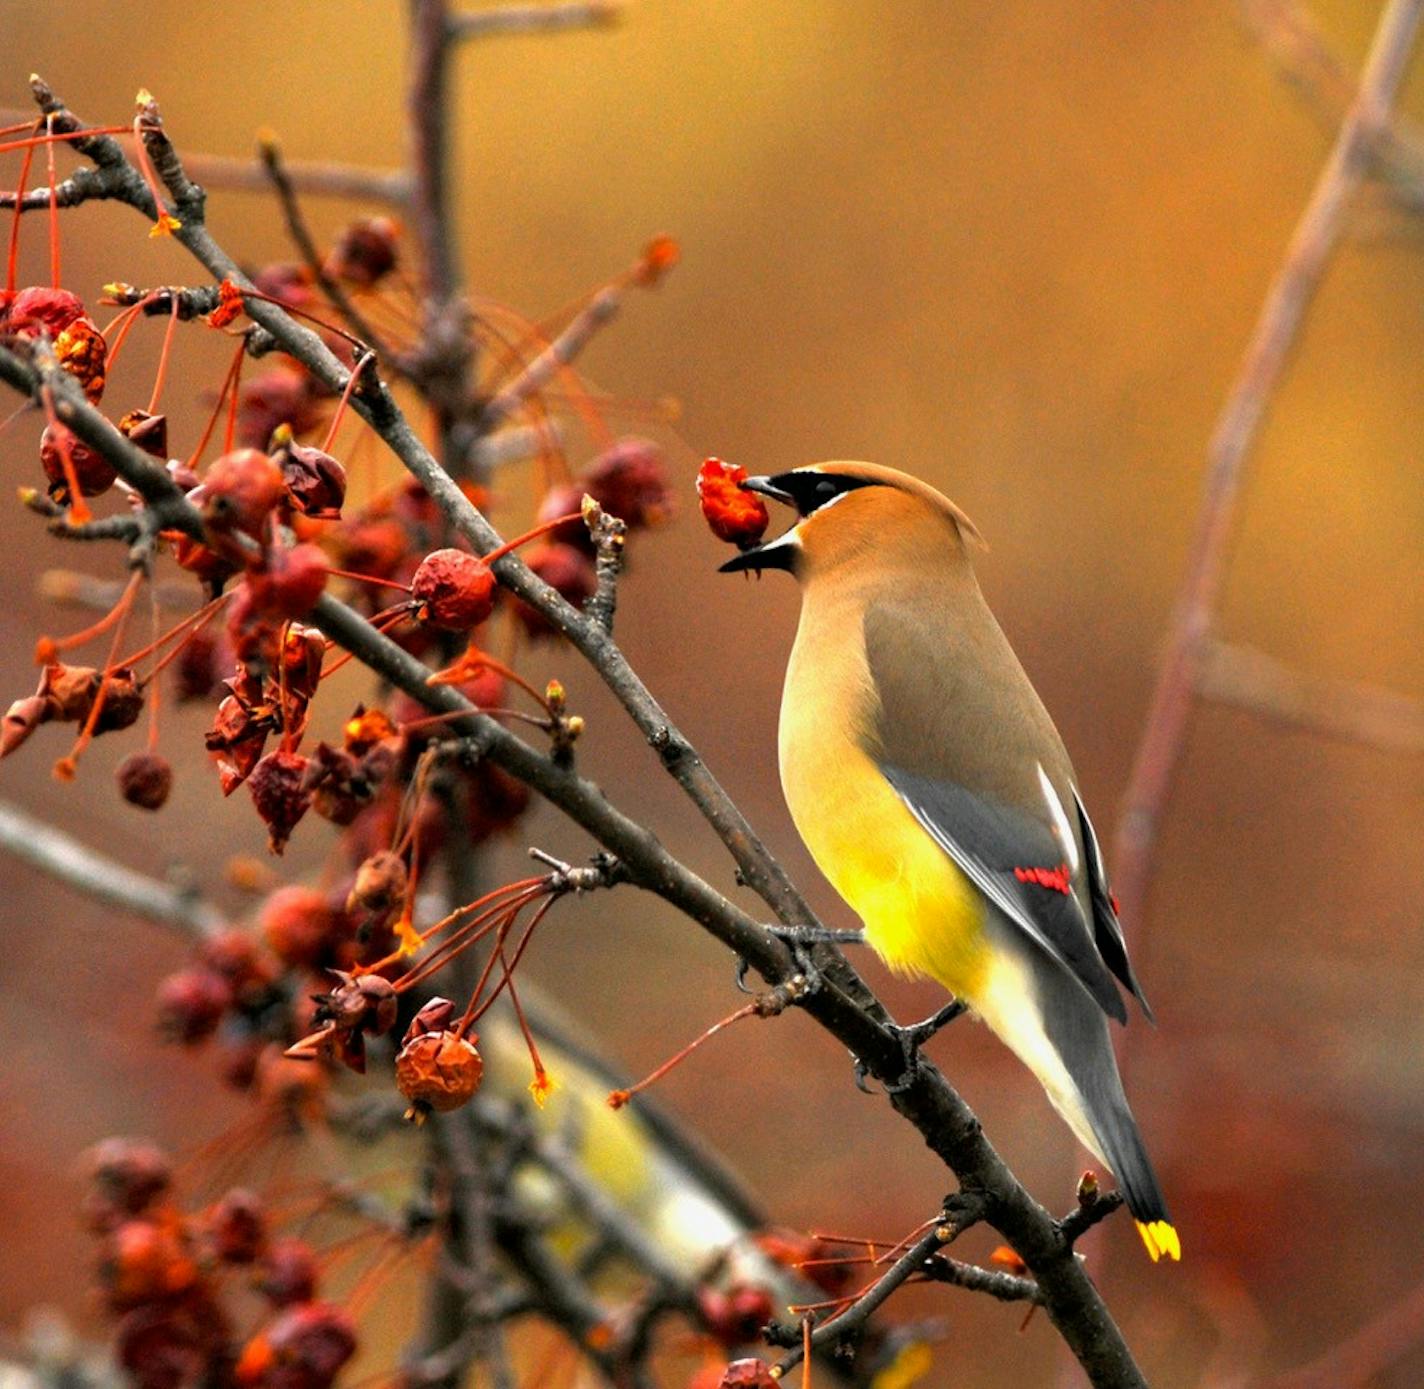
1135, 1220, 1181, 1262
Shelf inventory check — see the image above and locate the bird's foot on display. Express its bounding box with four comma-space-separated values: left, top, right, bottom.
734, 925, 865, 994
854, 999, 968, 1095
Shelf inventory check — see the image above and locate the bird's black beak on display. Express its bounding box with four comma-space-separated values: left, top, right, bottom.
738, 475, 795, 506
718, 476, 800, 574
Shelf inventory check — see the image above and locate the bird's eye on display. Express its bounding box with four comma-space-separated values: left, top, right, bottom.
815, 479, 836, 498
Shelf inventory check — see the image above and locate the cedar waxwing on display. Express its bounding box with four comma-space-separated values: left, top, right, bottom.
720, 462, 1179, 1262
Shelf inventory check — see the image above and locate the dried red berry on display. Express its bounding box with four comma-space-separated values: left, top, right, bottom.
699, 1285, 777, 1348
115, 1304, 209, 1389
172, 532, 239, 587
206, 1188, 267, 1263
83, 1139, 172, 1231
40, 423, 119, 500
583, 437, 673, 529
260, 886, 336, 969
514, 542, 596, 639
717, 1361, 777, 1389
253, 263, 315, 312
251, 544, 329, 619
314, 971, 398, 1037
119, 409, 170, 459
236, 1302, 356, 1389
54, 316, 108, 401
275, 441, 346, 520
155, 967, 232, 1043
343, 704, 397, 756
4, 286, 85, 340
697, 458, 769, 549
117, 751, 174, 810
249, 749, 313, 854
347, 850, 407, 916
102, 1216, 200, 1311
257, 1238, 319, 1306
196, 448, 287, 536
396, 1028, 483, 1120
237, 368, 324, 451
324, 216, 400, 286
173, 630, 229, 702
411, 548, 494, 631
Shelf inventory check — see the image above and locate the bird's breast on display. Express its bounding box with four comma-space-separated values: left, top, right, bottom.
777, 601, 989, 997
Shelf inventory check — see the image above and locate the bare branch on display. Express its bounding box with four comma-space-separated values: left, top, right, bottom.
0, 798, 222, 940
1199, 639, 1424, 754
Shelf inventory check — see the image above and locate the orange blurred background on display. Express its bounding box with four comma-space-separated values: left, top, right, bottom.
1, 2, 1422, 1385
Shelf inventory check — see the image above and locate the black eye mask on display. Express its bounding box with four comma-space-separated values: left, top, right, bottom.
766, 471, 880, 518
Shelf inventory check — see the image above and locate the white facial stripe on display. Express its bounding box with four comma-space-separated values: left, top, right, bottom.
754, 526, 803, 556
1037, 763, 1080, 875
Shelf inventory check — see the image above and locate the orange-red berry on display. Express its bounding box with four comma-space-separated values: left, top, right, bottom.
411, 548, 495, 631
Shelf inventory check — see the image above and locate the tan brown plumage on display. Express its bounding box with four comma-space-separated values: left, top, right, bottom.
721, 461, 1177, 1261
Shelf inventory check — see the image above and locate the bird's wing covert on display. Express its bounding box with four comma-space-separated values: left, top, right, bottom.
880, 765, 1128, 1024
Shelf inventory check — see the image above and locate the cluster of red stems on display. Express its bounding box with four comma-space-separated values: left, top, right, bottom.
0, 104, 818, 1389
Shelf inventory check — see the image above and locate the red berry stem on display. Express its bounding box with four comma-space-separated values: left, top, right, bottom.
480, 509, 583, 567
53, 568, 143, 781
319, 351, 375, 454
43, 113, 60, 289
606, 1000, 760, 1110
6, 122, 36, 296
146, 296, 181, 415
39, 383, 93, 524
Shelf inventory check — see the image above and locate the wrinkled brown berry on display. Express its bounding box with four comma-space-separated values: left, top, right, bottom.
117, 751, 174, 810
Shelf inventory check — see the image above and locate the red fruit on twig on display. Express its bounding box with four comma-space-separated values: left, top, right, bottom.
697, 457, 770, 549
411, 548, 494, 631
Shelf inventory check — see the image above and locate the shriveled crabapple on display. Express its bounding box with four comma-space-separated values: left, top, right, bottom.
236, 367, 325, 451
273, 437, 346, 520
260, 886, 337, 970
411, 548, 495, 631
582, 436, 674, 529
235, 1302, 357, 1389
513, 542, 596, 639
101, 1215, 200, 1311
697, 457, 770, 549
256, 1237, 319, 1306
54, 315, 108, 402
40, 423, 118, 500
249, 544, 329, 619
248, 749, 313, 855
346, 850, 406, 916
155, 967, 233, 1043
205, 1188, 267, 1263
118, 409, 169, 460
83, 1138, 172, 1231
312, 971, 398, 1037
697, 1284, 777, 1349
324, 215, 400, 286
394, 997, 483, 1122
715, 1362, 777, 1389
194, 448, 287, 536
117, 751, 174, 810
2, 286, 86, 339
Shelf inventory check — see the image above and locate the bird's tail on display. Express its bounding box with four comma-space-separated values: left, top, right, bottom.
974, 941, 1180, 1262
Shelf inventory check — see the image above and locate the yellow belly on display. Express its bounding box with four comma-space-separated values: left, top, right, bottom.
780, 730, 990, 999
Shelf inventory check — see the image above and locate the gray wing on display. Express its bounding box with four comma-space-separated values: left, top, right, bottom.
881, 764, 1128, 1024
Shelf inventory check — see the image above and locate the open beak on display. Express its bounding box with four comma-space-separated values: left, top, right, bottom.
717, 476, 799, 574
